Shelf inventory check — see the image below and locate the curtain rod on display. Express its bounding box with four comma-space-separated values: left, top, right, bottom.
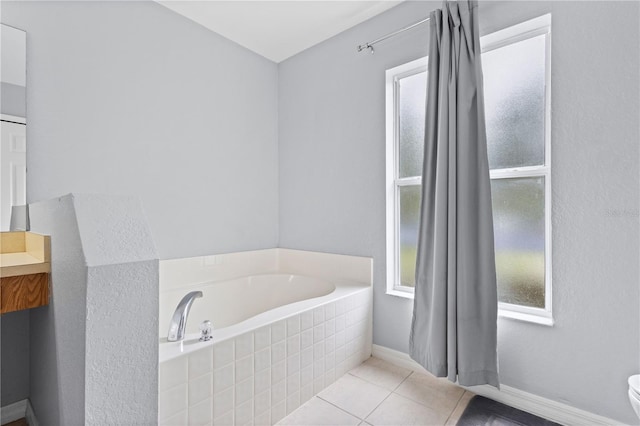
356, 16, 430, 54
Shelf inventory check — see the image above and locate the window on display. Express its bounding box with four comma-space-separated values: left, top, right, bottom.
385, 14, 552, 324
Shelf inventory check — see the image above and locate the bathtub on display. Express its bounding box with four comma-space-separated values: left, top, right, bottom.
158, 249, 373, 426
159, 274, 337, 334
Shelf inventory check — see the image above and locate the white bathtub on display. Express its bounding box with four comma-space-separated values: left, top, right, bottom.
159, 273, 336, 335
158, 249, 373, 426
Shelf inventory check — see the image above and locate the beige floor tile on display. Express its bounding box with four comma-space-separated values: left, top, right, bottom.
318, 374, 391, 419
277, 397, 360, 426
365, 393, 450, 426
444, 391, 474, 426
348, 357, 412, 391
394, 371, 464, 414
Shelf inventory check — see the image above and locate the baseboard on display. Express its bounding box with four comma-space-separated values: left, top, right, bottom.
1, 399, 38, 426
372, 344, 625, 426
25, 400, 39, 426
0, 399, 27, 424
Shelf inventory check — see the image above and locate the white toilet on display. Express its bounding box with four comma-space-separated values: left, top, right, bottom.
628, 375, 640, 419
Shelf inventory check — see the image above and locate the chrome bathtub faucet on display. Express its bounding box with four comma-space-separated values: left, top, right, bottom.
167, 291, 203, 342
199, 320, 213, 342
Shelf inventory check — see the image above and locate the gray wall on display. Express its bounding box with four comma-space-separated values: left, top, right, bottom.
28, 194, 159, 425
0, 0, 278, 417
29, 195, 87, 425
2, 0, 279, 261
75, 194, 159, 425
279, 1, 639, 423
1, 82, 26, 118
0, 310, 29, 406
1, 0, 638, 423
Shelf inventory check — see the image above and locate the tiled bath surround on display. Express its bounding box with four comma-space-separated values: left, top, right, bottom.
158, 249, 373, 425
159, 291, 371, 425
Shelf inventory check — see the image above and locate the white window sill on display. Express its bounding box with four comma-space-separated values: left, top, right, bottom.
386, 288, 415, 300
498, 309, 554, 326
385, 289, 554, 326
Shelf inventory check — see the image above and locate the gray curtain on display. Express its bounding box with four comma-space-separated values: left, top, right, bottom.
409, 0, 499, 388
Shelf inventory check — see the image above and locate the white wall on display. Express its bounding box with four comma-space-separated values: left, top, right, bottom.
1, 0, 279, 260
0, 0, 279, 418
0, 24, 26, 117
28, 195, 88, 425
29, 194, 159, 425
279, 1, 639, 423
1, 0, 637, 423
0, 24, 26, 87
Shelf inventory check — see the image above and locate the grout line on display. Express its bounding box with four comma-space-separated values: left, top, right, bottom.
361, 389, 394, 422
319, 358, 473, 426
385, 367, 470, 425
345, 372, 390, 393
443, 390, 468, 425
391, 369, 413, 392
315, 370, 398, 422
316, 395, 367, 421
346, 367, 413, 393
390, 379, 468, 422
342, 360, 417, 421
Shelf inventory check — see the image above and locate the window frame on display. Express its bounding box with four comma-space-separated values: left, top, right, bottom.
385, 56, 427, 299
384, 14, 553, 324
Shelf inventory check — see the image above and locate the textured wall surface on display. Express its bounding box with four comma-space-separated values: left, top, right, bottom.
1, 0, 279, 260
73, 194, 159, 425
0, 0, 637, 423
29, 195, 87, 425
0, 0, 276, 418
27, 194, 159, 425
278, 1, 639, 423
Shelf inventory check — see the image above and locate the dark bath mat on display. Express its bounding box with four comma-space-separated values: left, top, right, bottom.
457, 395, 562, 426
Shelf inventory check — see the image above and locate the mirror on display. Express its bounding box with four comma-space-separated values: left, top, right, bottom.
1, 24, 27, 231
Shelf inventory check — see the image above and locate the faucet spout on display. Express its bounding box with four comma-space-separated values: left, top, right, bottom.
167, 291, 203, 342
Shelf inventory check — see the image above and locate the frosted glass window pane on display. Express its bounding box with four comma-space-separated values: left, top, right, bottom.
491, 177, 545, 308
399, 185, 421, 287
483, 35, 546, 170
399, 72, 426, 178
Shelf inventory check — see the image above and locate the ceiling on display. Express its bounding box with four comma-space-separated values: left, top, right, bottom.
157, 1, 403, 63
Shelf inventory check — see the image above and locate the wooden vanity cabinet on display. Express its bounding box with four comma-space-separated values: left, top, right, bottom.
0, 232, 51, 313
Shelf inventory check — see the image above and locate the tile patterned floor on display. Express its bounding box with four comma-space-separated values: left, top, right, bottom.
277, 357, 474, 426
